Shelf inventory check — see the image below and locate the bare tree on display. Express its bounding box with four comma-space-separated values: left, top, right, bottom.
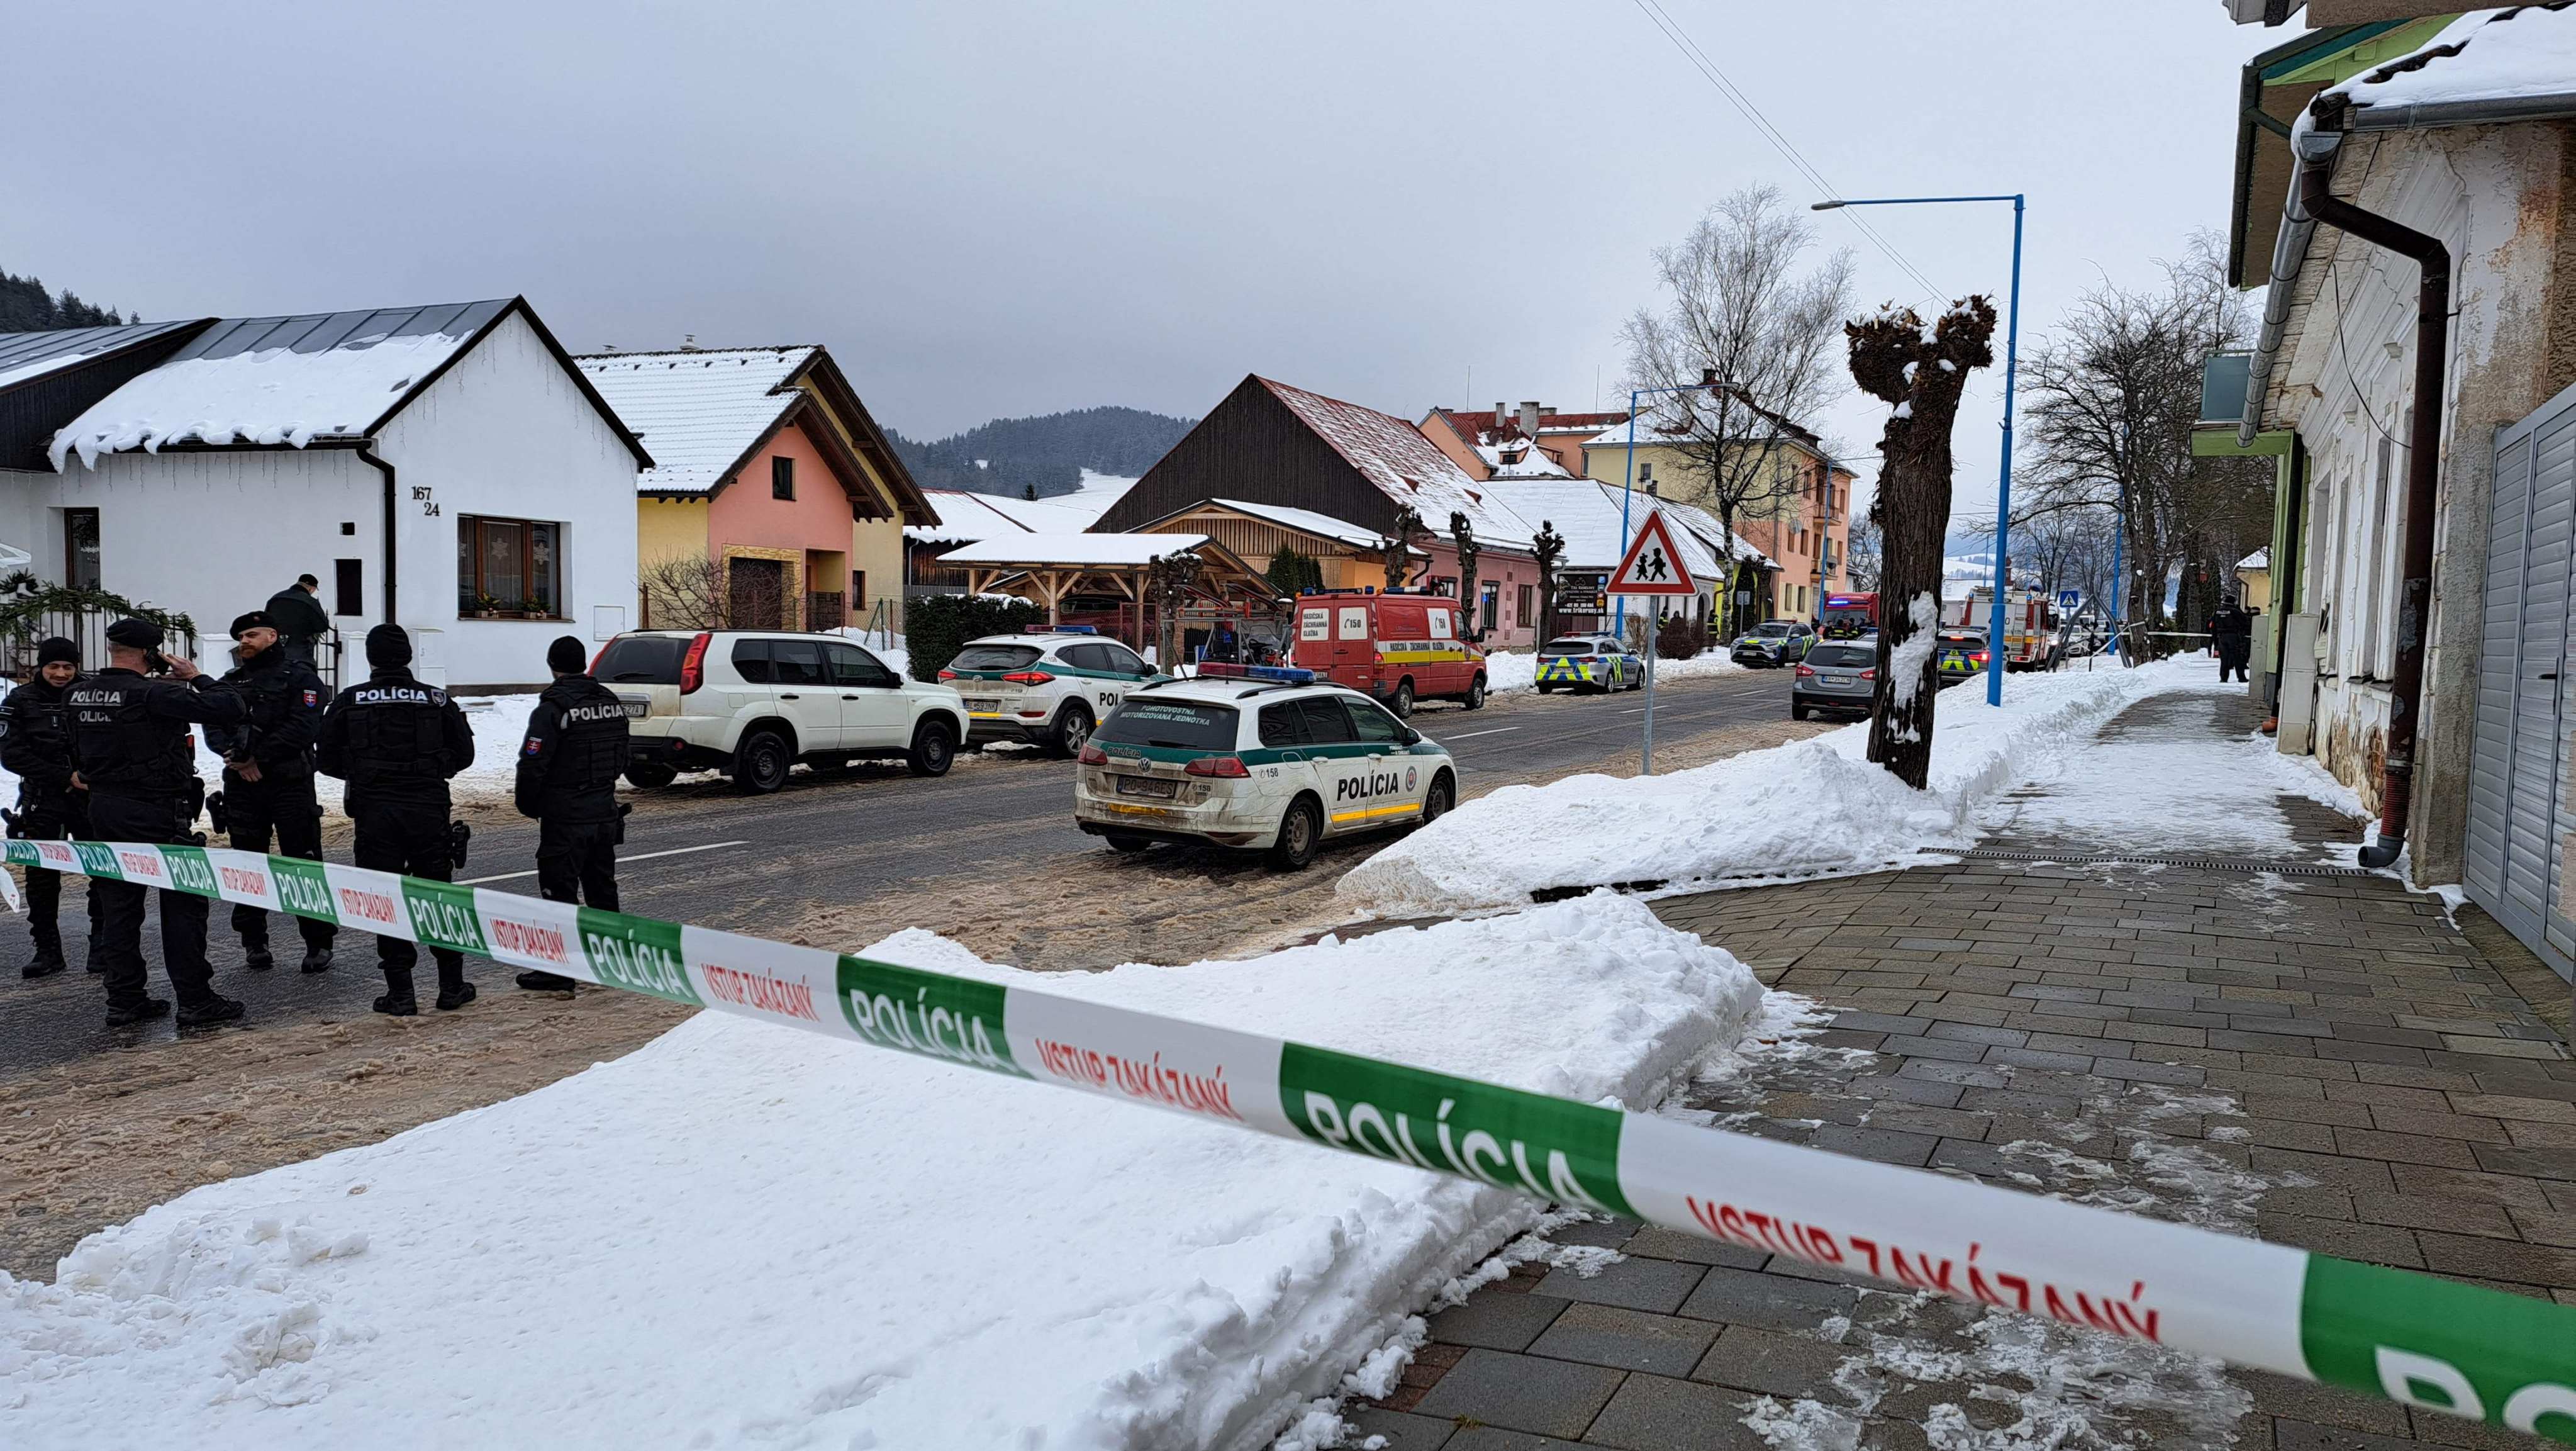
1531, 520, 1566, 643
1382, 505, 1425, 591
1623, 185, 1856, 639
2019, 235, 2267, 646
1849, 297, 1999, 789
1147, 551, 1201, 669
1842, 513, 1883, 593
639, 554, 781, 631
1449, 511, 1480, 638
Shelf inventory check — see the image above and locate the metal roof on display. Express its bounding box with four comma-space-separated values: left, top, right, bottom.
0, 320, 208, 391
167, 300, 511, 366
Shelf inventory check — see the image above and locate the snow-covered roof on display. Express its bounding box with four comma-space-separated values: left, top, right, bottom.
1001, 472, 1137, 531
2330, 6, 2576, 118
1481, 481, 1776, 582
1473, 440, 1575, 479
934, 532, 1211, 567
0, 320, 207, 392
2239, 547, 2271, 571
1206, 498, 1402, 551
576, 347, 817, 495
1257, 378, 1534, 546
908, 488, 1037, 544
49, 301, 515, 469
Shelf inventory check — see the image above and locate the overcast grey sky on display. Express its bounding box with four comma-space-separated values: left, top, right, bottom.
6, 2, 2261, 520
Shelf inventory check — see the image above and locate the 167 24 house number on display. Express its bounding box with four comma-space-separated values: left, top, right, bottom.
412, 485, 439, 518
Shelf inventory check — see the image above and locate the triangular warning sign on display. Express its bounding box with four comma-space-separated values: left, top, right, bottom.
1607, 510, 1698, 597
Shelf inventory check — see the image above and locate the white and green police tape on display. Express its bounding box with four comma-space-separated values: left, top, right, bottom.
12, 836, 2573, 1442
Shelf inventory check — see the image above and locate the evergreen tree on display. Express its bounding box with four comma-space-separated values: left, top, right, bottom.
884, 406, 1195, 500
1265, 544, 1322, 598
0, 271, 133, 331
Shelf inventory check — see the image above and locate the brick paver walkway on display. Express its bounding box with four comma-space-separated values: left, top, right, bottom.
1353, 690, 2574, 1450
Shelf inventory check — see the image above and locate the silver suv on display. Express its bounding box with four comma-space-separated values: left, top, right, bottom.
596, 630, 969, 792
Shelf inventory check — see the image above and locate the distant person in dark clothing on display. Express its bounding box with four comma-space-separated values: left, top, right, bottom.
316, 624, 476, 1016
1208, 620, 1241, 664
511, 634, 629, 993
208, 610, 337, 973
265, 575, 333, 669
70, 618, 250, 1028
2212, 598, 2253, 683
1, 637, 101, 978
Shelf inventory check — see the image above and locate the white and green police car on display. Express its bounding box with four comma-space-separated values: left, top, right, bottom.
1073, 663, 1458, 870
937, 629, 1162, 756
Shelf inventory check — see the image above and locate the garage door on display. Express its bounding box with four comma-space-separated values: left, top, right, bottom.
2464, 380, 2576, 982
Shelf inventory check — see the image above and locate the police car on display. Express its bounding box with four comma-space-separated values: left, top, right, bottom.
1073, 663, 1459, 870
1532, 634, 1645, 693
938, 627, 1163, 756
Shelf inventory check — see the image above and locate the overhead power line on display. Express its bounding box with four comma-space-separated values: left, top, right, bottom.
1624, 0, 1946, 305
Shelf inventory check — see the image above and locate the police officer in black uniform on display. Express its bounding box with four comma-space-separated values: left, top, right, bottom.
70, 618, 248, 1028
511, 635, 629, 992
208, 610, 337, 973
316, 624, 476, 1016
1, 637, 102, 978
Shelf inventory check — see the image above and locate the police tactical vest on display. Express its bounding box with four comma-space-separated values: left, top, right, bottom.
544, 680, 630, 806
216, 653, 323, 770
342, 679, 455, 792
69, 675, 194, 800
1, 680, 79, 810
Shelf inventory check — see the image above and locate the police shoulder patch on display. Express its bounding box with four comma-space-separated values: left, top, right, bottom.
523, 737, 544, 755
303, 690, 318, 707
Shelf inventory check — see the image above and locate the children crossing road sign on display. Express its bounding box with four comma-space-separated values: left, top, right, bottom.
1607, 511, 1698, 597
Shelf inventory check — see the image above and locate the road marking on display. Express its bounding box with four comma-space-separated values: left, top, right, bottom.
1444, 727, 1524, 740
457, 839, 749, 885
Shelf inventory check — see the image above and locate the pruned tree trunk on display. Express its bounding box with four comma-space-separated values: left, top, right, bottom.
1531, 521, 1566, 644
1848, 298, 1999, 789
1449, 510, 1480, 639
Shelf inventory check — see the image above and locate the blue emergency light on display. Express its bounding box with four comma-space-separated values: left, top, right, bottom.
1196, 662, 1315, 684
1037, 625, 1099, 634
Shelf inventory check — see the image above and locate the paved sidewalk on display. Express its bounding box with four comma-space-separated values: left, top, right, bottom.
1353, 689, 2574, 1450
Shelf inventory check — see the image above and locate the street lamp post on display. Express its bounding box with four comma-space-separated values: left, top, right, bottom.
1615, 379, 1736, 638
1814, 193, 2024, 706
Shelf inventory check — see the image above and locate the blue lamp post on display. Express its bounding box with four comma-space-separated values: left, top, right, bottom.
1814, 193, 2024, 706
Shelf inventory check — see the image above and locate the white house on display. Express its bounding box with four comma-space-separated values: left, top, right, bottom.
2225, 7, 2576, 978
3, 298, 649, 690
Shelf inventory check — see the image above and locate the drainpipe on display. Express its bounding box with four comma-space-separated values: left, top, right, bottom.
356, 444, 399, 627
2294, 106, 2448, 870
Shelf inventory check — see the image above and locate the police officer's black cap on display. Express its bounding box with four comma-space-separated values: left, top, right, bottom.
365, 622, 412, 666
34, 636, 77, 666
230, 610, 277, 639
104, 618, 163, 651
546, 635, 588, 675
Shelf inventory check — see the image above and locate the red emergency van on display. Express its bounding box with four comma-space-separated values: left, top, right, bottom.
1287, 590, 1488, 717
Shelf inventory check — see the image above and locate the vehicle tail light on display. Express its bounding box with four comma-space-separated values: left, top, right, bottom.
1795, 663, 1816, 678
1185, 756, 1249, 778
679, 632, 711, 695
938, 668, 959, 681
1078, 744, 1107, 765
1861, 668, 1877, 681
1972, 651, 1990, 666
1003, 671, 1056, 685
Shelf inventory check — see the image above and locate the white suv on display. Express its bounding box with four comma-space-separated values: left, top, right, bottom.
596, 630, 969, 793
939, 630, 1163, 756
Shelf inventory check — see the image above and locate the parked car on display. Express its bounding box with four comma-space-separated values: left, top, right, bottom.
1729, 620, 1816, 668
1533, 634, 1644, 693
596, 630, 968, 792
1933, 630, 1990, 690
1792, 641, 1878, 720
939, 629, 1163, 756
1288, 590, 1486, 717
1073, 666, 1458, 870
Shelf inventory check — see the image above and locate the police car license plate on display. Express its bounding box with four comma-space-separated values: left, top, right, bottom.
966, 697, 1003, 714
1115, 775, 1178, 800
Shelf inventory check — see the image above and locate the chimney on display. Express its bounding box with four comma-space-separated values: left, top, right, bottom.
1493, 401, 1509, 437
1699, 367, 1719, 387
682, 333, 700, 352
1519, 400, 1541, 437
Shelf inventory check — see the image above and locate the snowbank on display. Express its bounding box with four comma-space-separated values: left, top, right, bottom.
1342, 659, 2214, 915
1483, 647, 1742, 695
0, 895, 1762, 1451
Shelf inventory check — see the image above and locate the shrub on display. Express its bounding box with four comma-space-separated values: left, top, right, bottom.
903, 595, 1045, 681
1656, 613, 1707, 660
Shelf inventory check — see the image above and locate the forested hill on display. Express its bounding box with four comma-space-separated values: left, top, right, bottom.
1, 270, 134, 331
886, 406, 1194, 499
